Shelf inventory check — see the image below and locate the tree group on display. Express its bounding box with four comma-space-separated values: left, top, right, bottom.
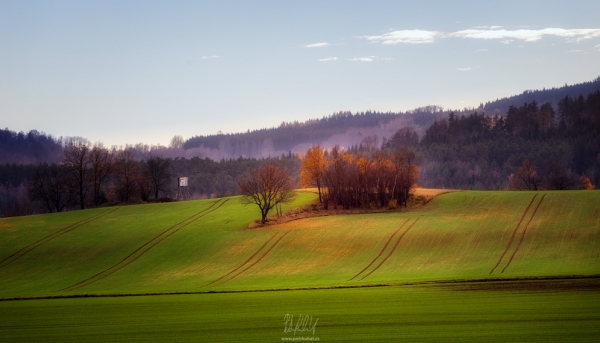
27, 140, 172, 212
301, 143, 420, 210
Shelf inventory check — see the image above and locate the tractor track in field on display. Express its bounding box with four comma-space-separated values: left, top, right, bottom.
59, 199, 228, 292
210, 231, 291, 287
0, 208, 119, 270
489, 194, 538, 274
349, 218, 410, 281
501, 194, 546, 274
360, 218, 420, 281
455, 195, 496, 218
205, 232, 280, 286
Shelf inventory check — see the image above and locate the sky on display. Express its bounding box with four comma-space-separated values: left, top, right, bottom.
1, 0, 600, 147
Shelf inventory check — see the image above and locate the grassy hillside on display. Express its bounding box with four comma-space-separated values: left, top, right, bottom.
0, 190, 598, 298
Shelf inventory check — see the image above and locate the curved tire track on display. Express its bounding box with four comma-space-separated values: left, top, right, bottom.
489, 194, 538, 274
0, 208, 119, 269
349, 218, 410, 281
59, 199, 228, 292
213, 231, 291, 287
205, 232, 280, 286
360, 218, 420, 281
501, 194, 546, 274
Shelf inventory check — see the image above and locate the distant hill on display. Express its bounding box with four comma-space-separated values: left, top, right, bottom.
184, 77, 600, 159
0, 129, 63, 165
483, 76, 600, 115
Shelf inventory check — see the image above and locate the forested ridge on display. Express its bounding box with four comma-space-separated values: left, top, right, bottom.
183, 110, 430, 157
483, 76, 600, 115
415, 90, 600, 189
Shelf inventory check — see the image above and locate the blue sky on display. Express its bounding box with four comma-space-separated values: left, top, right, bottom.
1, 0, 600, 147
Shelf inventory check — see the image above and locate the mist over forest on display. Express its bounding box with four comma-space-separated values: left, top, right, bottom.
1, 76, 599, 217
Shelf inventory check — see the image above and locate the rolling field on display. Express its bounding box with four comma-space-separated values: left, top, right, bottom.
0, 190, 599, 341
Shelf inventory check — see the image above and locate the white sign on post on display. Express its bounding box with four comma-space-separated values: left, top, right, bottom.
179, 177, 188, 187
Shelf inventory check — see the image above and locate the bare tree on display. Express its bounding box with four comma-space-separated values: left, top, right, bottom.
113, 149, 139, 203
543, 158, 576, 190
143, 156, 171, 200
137, 174, 153, 202
237, 164, 295, 224
170, 135, 184, 149
89, 143, 114, 206
27, 164, 74, 212
512, 160, 541, 190
63, 138, 91, 209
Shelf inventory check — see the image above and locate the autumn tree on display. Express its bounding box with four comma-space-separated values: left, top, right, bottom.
391, 148, 421, 207
63, 138, 91, 209
237, 164, 295, 224
299, 145, 328, 203
578, 175, 595, 190
512, 160, 541, 190
322, 146, 353, 209
89, 143, 114, 206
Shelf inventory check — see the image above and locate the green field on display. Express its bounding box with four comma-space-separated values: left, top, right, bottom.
1, 281, 599, 342
0, 190, 599, 341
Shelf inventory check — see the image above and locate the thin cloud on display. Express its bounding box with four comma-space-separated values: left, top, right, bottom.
305, 42, 330, 48
596, 44, 600, 50
201, 55, 219, 60
457, 67, 472, 71
349, 56, 391, 62
451, 28, 600, 42
361, 27, 600, 46
567, 49, 584, 52
318, 57, 338, 62
361, 30, 442, 44
473, 26, 502, 30
351, 56, 375, 62
475, 49, 488, 52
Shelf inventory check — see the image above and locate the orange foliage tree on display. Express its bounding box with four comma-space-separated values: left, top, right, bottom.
300, 145, 328, 203
579, 175, 595, 190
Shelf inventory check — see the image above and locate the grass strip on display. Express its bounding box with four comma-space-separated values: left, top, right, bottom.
1, 274, 598, 302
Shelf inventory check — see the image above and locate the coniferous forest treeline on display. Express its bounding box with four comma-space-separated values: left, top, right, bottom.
1, 78, 599, 216
414, 90, 600, 190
